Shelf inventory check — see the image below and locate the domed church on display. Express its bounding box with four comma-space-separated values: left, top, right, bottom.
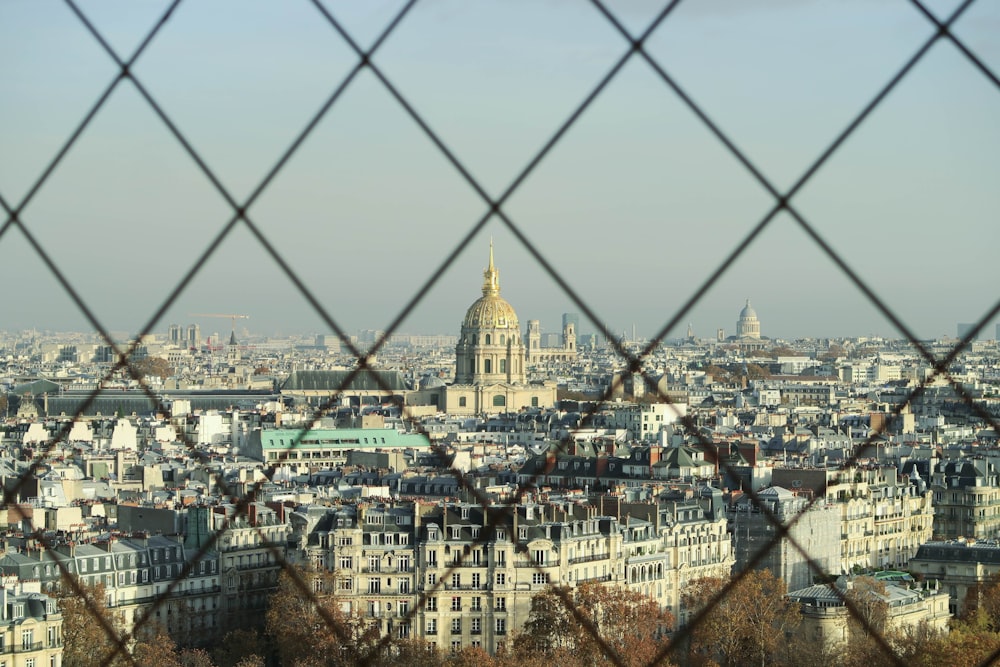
731, 298, 767, 352
417, 242, 557, 415
454, 242, 526, 385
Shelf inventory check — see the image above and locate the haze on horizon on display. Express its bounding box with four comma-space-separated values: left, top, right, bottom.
1, 0, 997, 344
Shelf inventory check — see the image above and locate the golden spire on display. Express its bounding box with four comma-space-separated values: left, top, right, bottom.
482, 238, 500, 296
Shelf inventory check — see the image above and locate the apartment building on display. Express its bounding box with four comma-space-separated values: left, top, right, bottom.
292, 497, 732, 655
772, 465, 934, 572
0, 535, 219, 648
910, 539, 1000, 615
729, 486, 841, 591
931, 460, 1000, 541
0, 576, 62, 667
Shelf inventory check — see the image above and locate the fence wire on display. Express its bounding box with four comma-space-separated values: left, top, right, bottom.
1, 0, 998, 666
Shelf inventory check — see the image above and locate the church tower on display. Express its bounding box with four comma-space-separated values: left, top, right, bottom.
454, 242, 526, 385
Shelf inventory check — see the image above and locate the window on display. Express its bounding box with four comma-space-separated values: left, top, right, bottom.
451, 596, 461, 611
368, 579, 381, 594
427, 550, 437, 566
484, 359, 492, 373
471, 597, 481, 611
451, 618, 462, 635
459, 397, 467, 407
472, 573, 481, 589
492, 394, 505, 407
496, 618, 507, 635
534, 549, 546, 565
451, 573, 460, 588
532, 573, 549, 585
496, 549, 506, 564
398, 556, 410, 572
428, 573, 437, 586
339, 556, 353, 570
368, 555, 380, 573
471, 618, 481, 634
451, 641, 461, 654
495, 572, 506, 586
499, 359, 506, 373
426, 597, 437, 612
22, 629, 33, 650
399, 579, 410, 594
426, 619, 437, 635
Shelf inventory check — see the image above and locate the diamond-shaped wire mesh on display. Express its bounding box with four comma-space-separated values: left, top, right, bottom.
1, 0, 998, 665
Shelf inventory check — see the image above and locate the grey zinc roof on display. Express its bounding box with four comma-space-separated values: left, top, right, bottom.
281, 370, 408, 392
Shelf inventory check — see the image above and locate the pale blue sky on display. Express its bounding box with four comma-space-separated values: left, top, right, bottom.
1, 0, 997, 342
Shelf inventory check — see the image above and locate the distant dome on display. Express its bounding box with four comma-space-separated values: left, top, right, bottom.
737, 298, 761, 340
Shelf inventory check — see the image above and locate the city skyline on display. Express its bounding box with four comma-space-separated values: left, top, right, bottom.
2, 1, 997, 341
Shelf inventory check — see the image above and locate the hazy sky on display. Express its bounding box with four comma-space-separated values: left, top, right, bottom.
1, 0, 997, 343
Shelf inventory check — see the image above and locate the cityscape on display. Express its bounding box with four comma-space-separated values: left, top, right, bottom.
0, 245, 997, 665
3, 1, 999, 666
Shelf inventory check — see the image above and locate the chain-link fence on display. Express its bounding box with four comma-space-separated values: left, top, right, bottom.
1, 0, 999, 665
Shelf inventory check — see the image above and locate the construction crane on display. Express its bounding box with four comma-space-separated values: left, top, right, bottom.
189, 313, 250, 337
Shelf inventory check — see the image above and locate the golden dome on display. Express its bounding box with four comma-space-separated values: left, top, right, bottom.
461, 240, 520, 329
463, 294, 520, 330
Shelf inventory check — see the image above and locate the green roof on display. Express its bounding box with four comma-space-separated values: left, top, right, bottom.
258, 427, 429, 450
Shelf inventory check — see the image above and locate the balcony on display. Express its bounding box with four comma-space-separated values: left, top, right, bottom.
578, 574, 612, 584
569, 553, 609, 565
515, 560, 559, 568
